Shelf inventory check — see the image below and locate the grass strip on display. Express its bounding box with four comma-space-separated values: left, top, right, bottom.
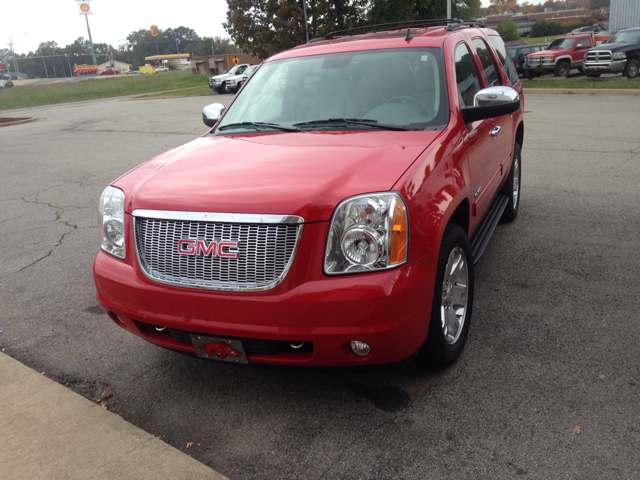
136, 86, 214, 99
0, 70, 210, 111
521, 77, 640, 89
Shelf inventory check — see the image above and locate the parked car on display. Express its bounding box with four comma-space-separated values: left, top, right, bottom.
224, 65, 257, 93
583, 27, 640, 78
505, 40, 529, 47
524, 34, 595, 78
571, 24, 605, 34
124, 70, 139, 75
0, 81, 14, 88
155, 66, 169, 72
508, 43, 548, 75
100, 69, 118, 75
208, 64, 251, 93
94, 20, 524, 369
0, 74, 10, 80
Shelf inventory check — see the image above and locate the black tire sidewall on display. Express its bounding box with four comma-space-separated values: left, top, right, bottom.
625, 59, 639, 79
421, 224, 474, 367
500, 141, 521, 223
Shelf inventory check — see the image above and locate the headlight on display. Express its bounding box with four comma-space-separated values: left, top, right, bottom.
98, 186, 126, 259
543, 56, 555, 63
324, 192, 408, 275
613, 52, 627, 60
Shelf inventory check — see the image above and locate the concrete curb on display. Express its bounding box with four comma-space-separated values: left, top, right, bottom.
523, 88, 640, 96
0, 117, 39, 127
0, 352, 228, 480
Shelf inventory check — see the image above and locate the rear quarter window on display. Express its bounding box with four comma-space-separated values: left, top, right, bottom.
488, 35, 519, 86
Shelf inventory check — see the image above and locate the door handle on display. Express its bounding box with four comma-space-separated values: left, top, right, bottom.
490, 126, 501, 137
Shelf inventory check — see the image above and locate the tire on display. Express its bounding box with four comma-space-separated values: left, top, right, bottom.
624, 59, 639, 79
578, 66, 584, 74
586, 73, 601, 78
525, 69, 534, 80
419, 224, 474, 368
554, 61, 570, 78
500, 142, 521, 223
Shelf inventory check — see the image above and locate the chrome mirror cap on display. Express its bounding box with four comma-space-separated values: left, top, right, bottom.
203, 103, 226, 128
473, 86, 520, 107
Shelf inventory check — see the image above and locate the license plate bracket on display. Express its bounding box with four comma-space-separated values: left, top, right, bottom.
191, 335, 249, 364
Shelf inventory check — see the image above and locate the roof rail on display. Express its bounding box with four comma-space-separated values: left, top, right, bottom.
446, 20, 486, 31
320, 18, 462, 41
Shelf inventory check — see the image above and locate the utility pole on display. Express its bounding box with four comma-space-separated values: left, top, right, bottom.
9, 33, 28, 79
447, 0, 452, 20
301, 0, 310, 43
85, 14, 97, 65
41, 55, 49, 78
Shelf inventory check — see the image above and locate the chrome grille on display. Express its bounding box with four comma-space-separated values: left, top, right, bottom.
585, 50, 612, 64
133, 210, 304, 291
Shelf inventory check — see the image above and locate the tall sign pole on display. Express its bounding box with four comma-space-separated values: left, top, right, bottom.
150, 25, 159, 56
77, 1, 97, 65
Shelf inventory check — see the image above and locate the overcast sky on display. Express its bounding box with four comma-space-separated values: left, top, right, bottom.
6, 0, 557, 55
6, 0, 231, 55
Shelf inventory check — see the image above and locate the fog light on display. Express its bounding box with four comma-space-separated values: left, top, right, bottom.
155, 326, 166, 332
290, 342, 305, 350
350, 341, 371, 356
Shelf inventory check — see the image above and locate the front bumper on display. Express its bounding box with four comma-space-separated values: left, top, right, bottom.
93, 221, 436, 367
583, 60, 626, 74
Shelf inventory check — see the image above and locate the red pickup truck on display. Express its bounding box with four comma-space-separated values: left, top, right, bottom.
524, 34, 595, 78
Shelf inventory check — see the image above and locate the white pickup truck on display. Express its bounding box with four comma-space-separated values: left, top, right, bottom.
208, 64, 251, 94
224, 65, 257, 93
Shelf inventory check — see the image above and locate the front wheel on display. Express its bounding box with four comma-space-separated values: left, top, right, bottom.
525, 69, 534, 80
500, 141, 521, 223
624, 59, 639, 79
420, 224, 474, 368
554, 61, 570, 78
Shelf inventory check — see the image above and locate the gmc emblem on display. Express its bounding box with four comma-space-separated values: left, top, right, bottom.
178, 239, 239, 258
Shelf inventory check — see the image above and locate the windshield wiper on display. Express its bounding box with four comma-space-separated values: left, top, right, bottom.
293, 118, 412, 131
218, 122, 300, 132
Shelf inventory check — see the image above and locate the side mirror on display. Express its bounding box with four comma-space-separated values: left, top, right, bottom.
461, 86, 520, 124
203, 103, 225, 128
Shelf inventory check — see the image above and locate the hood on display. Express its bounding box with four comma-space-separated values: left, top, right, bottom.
527, 47, 568, 56
114, 131, 439, 223
588, 42, 638, 52
211, 73, 232, 81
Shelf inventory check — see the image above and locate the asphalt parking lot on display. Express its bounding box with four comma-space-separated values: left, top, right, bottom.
1, 92, 639, 479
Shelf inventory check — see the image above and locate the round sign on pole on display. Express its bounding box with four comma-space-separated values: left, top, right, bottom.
150, 25, 159, 37
232, 55, 239, 65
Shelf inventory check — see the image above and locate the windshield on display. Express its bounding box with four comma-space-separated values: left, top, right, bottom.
607, 30, 640, 44
227, 65, 241, 75
548, 38, 577, 49
217, 48, 448, 132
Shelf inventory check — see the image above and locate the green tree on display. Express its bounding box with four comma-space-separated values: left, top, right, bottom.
224, 0, 367, 59
496, 19, 519, 41
530, 19, 564, 37
368, 0, 480, 24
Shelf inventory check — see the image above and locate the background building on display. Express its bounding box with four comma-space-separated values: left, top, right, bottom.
144, 54, 190, 69
609, 0, 640, 30
97, 60, 132, 73
480, 8, 586, 35
190, 53, 261, 75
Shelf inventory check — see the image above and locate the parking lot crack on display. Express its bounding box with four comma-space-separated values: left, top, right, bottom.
0, 195, 78, 280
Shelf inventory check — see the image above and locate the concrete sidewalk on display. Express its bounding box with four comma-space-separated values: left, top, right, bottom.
0, 352, 228, 480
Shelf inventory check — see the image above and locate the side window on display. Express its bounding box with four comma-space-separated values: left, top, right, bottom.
520, 47, 531, 56
488, 35, 519, 86
454, 42, 481, 108
471, 38, 502, 87
576, 38, 590, 49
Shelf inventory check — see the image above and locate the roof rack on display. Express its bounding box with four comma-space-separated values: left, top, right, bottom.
446, 20, 486, 31
318, 18, 463, 41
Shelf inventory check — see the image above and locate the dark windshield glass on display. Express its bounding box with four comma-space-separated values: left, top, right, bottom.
607, 30, 640, 43
548, 38, 577, 49
217, 48, 448, 131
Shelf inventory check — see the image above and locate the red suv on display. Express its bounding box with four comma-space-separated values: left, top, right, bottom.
93, 19, 524, 368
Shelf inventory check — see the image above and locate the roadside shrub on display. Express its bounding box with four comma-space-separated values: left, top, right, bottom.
496, 19, 520, 42
530, 19, 564, 37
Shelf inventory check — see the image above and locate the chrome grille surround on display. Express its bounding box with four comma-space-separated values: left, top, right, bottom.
133, 210, 304, 292
585, 50, 612, 66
